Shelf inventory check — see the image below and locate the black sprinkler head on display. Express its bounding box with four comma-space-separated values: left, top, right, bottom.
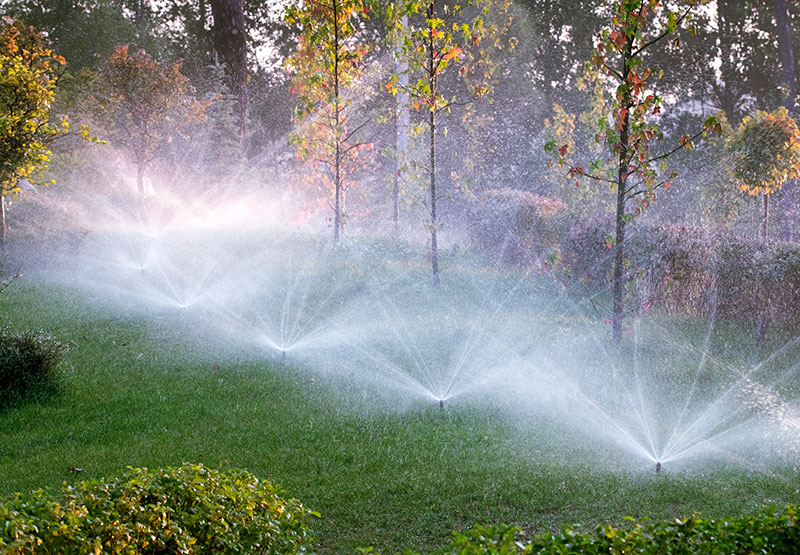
655, 461, 662, 474
439, 399, 445, 410
281, 350, 287, 360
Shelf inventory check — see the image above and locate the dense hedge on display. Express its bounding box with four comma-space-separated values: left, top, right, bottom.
0, 463, 316, 554
565, 216, 800, 328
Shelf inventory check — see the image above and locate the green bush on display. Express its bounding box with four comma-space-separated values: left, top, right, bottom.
368, 505, 799, 554
565, 218, 800, 329
0, 463, 317, 554
0, 327, 69, 408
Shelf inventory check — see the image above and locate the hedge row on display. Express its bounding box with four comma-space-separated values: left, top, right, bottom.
565, 215, 800, 327
0, 463, 316, 554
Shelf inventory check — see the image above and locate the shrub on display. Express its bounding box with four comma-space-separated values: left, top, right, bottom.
564, 217, 800, 330
374, 505, 798, 554
467, 188, 565, 266
0, 463, 317, 554
0, 327, 69, 408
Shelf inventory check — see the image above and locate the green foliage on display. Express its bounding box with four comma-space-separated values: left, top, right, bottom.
85, 45, 203, 195
0, 17, 68, 195
0, 326, 69, 409
0, 463, 317, 554
727, 106, 800, 197
285, 0, 372, 242
361, 504, 799, 553
520, 505, 800, 554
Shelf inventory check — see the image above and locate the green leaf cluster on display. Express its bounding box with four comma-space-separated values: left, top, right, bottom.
0, 463, 317, 554
0, 17, 68, 195
727, 106, 800, 197
366, 504, 799, 554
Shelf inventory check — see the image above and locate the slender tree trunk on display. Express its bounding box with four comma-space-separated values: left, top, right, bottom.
0, 196, 6, 246
774, 0, 798, 240
612, 41, 632, 344
428, 2, 439, 285
332, 0, 342, 246
762, 191, 770, 240
394, 15, 409, 238
393, 104, 400, 236
210, 0, 249, 143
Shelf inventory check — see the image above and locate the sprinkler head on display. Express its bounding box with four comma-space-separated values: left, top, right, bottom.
655, 461, 662, 474
439, 399, 445, 410
281, 349, 287, 360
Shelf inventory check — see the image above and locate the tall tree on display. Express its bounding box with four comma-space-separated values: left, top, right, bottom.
286, 0, 372, 245
88, 45, 202, 203
728, 107, 800, 240
0, 18, 69, 242
548, 0, 720, 343
210, 0, 249, 142
393, 0, 495, 284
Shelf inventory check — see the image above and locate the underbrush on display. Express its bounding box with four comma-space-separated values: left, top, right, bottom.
0, 327, 69, 410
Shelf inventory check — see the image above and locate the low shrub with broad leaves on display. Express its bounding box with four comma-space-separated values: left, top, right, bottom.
0, 463, 317, 554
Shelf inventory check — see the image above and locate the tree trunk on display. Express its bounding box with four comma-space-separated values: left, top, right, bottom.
0, 196, 6, 246
134, 0, 149, 41
428, 2, 439, 285
774, 0, 798, 240
762, 191, 770, 240
332, 0, 343, 245
210, 0, 249, 143
612, 42, 632, 344
393, 104, 400, 236
774, 0, 797, 115
394, 15, 409, 238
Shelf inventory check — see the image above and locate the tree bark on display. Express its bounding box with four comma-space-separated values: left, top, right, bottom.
210, 0, 249, 143
0, 196, 6, 246
762, 191, 770, 240
393, 104, 400, 236
612, 39, 632, 344
428, 1, 440, 285
774, 0, 797, 115
332, 0, 342, 245
774, 0, 798, 240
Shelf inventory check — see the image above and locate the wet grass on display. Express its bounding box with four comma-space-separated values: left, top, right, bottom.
0, 275, 799, 553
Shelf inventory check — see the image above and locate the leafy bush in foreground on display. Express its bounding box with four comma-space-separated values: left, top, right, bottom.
364, 504, 798, 554
0, 463, 317, 554
0, 327, 69, 408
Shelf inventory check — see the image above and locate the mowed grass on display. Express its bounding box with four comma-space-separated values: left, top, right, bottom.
1, 278, 799, 553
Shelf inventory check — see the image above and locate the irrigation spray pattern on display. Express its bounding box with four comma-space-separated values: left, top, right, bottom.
27, 184, 800, 476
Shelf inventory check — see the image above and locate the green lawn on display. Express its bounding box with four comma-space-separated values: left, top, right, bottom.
1, 269, 799, 553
